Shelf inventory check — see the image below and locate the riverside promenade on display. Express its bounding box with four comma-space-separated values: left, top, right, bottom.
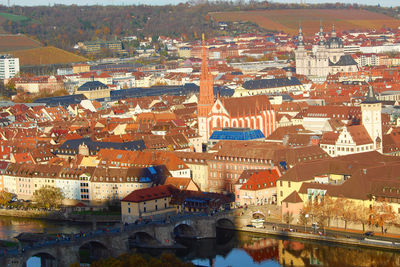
232, 205, 400, 251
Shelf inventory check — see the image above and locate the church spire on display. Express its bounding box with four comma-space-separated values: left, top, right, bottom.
198, 33, 214, 116
318, 21, 325, 46
363, 85, 379, 104
331, 24, 336, 38
298, 24, 304, 46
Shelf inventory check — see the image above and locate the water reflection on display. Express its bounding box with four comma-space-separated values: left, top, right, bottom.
181, 231, 400, 267
0, 216, 103, 240
2, 217, 399, 267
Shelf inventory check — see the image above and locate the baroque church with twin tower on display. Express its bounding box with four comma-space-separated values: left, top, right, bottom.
197, 35, 276, 148
295, 25, 358, 82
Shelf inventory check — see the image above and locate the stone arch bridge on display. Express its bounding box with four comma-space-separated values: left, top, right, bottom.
1, 211, 235, 267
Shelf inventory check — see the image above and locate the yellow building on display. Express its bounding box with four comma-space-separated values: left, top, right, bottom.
75, 81, 110, 100
174, 152, 213, 192
277, 152, 400, 225
121, 185, 176, 223
73, 64, 90, 74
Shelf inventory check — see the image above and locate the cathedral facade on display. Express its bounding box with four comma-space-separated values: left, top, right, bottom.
295, 26, 358, 82
197, 36, 276, 147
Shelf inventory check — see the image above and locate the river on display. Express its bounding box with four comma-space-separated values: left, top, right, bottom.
0, 217, 398, 267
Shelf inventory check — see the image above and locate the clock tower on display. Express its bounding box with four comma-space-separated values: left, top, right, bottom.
361, 86, 382, 153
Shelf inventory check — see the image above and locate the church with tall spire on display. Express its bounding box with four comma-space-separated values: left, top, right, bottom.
197, 35, 277, 150
197, 34, 215, 146
295, 24, 358, 82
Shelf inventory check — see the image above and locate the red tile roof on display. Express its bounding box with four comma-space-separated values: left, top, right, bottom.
121, 185, 176, 203
240, 169, 280, 191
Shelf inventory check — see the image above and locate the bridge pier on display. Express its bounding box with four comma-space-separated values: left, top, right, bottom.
154, 224, 174, 245
107, 235, 129, 257
57, 246, 79, 267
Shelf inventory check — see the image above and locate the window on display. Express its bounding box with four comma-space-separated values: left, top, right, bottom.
143, 207, 146, 212
288, 181, 291, 188
128, 208, 131, 213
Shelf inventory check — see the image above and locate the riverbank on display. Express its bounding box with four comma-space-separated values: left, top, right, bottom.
0, 209, 64, 220
233, 224, 400, 251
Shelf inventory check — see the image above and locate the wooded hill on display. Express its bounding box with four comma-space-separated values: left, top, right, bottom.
0, 2, 398, 51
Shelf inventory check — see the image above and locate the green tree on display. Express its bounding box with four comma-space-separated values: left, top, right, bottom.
33, 186, 64, 209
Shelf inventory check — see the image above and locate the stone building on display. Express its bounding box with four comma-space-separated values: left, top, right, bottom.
295, 25, 358, 82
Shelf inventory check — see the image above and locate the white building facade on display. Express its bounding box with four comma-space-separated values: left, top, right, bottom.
0, 55, 19, 79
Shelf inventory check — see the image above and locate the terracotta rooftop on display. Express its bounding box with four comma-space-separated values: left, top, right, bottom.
282, 191, 303, 203
121, 184, 176, 203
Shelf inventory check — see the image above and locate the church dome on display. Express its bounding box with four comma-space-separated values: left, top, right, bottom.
325, 36, 343, 49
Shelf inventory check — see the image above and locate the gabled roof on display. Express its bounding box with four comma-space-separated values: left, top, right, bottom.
77, 81, 108, 91
346, 125, 373, 145
164, 177, 198, 191
240, 169, 280, 191
282, 191, 303, 203
121, 184, 176, 203
220, 95, 273, 117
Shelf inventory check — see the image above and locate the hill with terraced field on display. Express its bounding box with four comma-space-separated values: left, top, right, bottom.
10, 46, 88, 66
210, 9, 400, 35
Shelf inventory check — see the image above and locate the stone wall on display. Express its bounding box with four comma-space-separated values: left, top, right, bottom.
0, 209, 65, 220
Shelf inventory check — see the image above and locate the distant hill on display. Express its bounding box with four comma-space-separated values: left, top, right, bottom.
10, 46, 88, 66
0, 12, 29, 22
210, 9, 400, 35
0, 34, 42, 52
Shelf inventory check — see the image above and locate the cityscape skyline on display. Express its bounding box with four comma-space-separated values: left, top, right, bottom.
4, 0, 400, 7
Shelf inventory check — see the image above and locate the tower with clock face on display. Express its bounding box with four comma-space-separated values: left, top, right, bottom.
361, 86, 382, 153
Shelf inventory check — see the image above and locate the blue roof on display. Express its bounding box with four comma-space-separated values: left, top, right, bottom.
77, 81, 108, 91
57, 137, 146, 155
107, 84, 234, 101
209, 128, 265, 141
139, 177, 152, 183
34, 94, 86, 107
148, 166, 156, 175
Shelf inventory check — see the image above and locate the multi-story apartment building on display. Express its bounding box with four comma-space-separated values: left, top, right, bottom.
0, 54, 19, 79
207, 141, 328, 193
2, 163, 170, 204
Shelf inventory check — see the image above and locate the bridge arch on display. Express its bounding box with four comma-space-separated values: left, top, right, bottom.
173, 223, 197, 239
128, 231, 159, 249
79, 240, 110, 264
25, 252, 57, 267
216, 218, 235, 229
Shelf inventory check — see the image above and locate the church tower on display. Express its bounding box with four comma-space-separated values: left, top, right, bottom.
295, 25, 307, 76
361, 86, 382, 153
316, 24, 329, 78
197, 34, 214, 147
